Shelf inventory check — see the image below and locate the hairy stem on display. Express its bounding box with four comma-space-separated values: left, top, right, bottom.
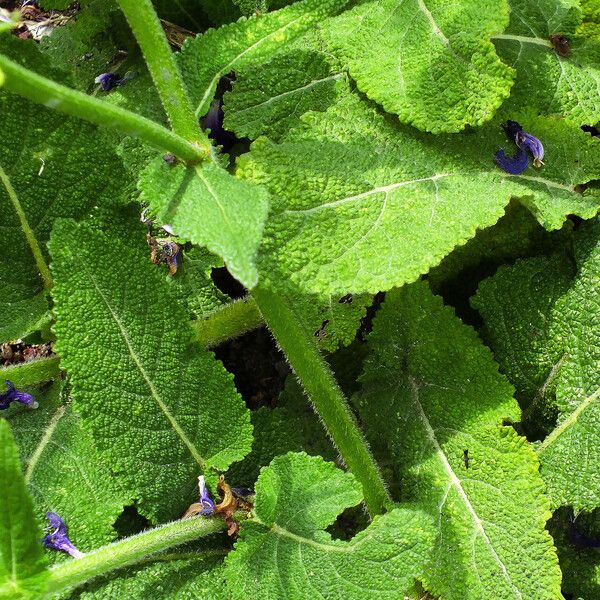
0, 54, 203, 162
191, 297, 264, 347
116, 0, 211, 157
45, 516, 228, 596
251, 285, 391, 516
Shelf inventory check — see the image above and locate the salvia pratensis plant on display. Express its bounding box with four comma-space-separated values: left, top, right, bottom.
0, 0, 598, 598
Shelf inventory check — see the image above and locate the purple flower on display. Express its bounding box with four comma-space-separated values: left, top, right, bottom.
198, 476, 215, 516
501, 120, 544, 168
42, 512, 83, 558
494, 147, 529, 175
0, 380, 38, 410
94, 72, 123, 92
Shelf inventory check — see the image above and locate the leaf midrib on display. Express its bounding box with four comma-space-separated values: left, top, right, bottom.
73, 252, 206, 470
0, 162, 53, 289
538, 387, 600, 455
409, 377, 523, 600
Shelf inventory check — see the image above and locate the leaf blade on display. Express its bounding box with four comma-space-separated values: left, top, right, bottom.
49, 216, 252, 521
0, 419, 48, 599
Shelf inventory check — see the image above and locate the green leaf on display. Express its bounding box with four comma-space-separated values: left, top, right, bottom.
473, 219, 600, 510
225, 452, 435, 599
39, 0, 130, 91
357, 281, 561, 600
472, 254, 575, 412
0, 419, 48, 599
139, 159, 270, 288
0, 39, 128, 343
49, 216, 253, 521
69, 549, 228, 599
7, 382, 131, 556
493, 0, 600, 125
322, 0, 514, 132
240, 88, 600, 296
222, 32, 346, 141
178, 0, 349, 120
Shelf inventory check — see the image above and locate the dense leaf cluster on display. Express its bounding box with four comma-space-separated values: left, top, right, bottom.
0, 0, 599, 598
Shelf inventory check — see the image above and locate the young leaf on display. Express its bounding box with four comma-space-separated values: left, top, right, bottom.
0, 357, 61, 388
49, 217, 253, 521
493, 0, 600, 126
222, 32, 346, 141
7, 382, 132, 554
357, 281, 561, 600
473, 219, 600, 510
225, 452, 435, 599
178, 0, 348, 119
139, 159, 269, 288
0, 419, 48, 599
322, 0, 514, 132
240, 88, 600, 296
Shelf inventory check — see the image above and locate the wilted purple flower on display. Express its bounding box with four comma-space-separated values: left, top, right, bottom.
198, 476, 215, 516
163, 153, 176, 166
516, 131, 544, 167
0, 380, 38, 410
42, 512, 84, 558
502, 120, 544, 168
494, 147, 529, 175
94, 72, 122, 92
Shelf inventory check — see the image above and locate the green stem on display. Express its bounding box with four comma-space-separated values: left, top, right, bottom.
0, 54, 203, 163
191, 297, 264, 347
116, 0, 211, 157
0, 164, 52, 289
251, 285, 391, 516
45, 516, 227, 596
